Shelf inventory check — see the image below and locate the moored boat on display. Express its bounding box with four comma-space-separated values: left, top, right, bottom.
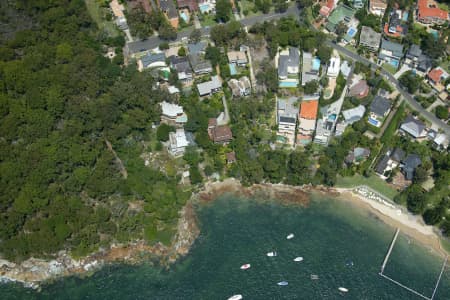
240, 264, 251, 270
286, 233, 294, 240
266, 251, 277, 257
338, 287, 349, 293
293, 257, 303, 262
277, 281, 288, 286
227, 294, 243, 300
310, 274, 319, 280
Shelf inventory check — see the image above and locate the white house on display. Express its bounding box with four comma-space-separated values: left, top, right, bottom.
327, 55, 341, 77
169, 128, 190, 156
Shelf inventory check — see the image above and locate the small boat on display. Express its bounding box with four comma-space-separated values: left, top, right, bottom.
267, 251, 277, 257
240, 264, 251, 270
338, 287, 349, 293
310, 274, 319, 280
277, 281, 288, 286
293, 257, 304, 262
286, 233, 294, 240
345, 260, 354, 267
227, 295, 243, 300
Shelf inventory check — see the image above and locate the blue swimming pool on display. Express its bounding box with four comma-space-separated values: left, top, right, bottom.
390, 60, 399, 67
368, 118, 379, 126
199, 4, 210, 14
347, 27, 357, 37
312, 58, 321, 71
229, 63, 237, 75
180, 12, 188, 22
279, 81, 298, 88
328, 114, 336, 121
430, 29, 439, 40
402, 12, 409, 21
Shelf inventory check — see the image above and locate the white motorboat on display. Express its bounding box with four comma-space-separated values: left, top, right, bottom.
227, 294, 243, 300
338, 287, 349, 293
286, 233, 294, 240
277, 281, 288, 286
310, 274, 319, 280
293, 257, 303, 262
240, 264, 251, 270
266, 251, 277, 257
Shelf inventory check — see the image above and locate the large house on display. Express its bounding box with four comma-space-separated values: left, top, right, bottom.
158, 0, 179, 28
189, 54, 213, 75
327, 55, 341, 77
345, 147, 370, 164
369, 0, 387, 16
417, 0, 449, 25
277, 97, 298, 146
138, 52, 166, 71
208, 119, 232, 144
302, 52, 320, 86
342, 105, 366, 124
168, 128, 190, 156
177, 0, 199, 12
320, 0, 337, 17
400, 115, 427, 139
227, 51, 248, 66
197, 75, 222, 97
169, 56, 193, 84
228, 76, 251, 98
401, 154, 422, 181
368, 95, 391, 127
297, 99, 319, 145
278, 47, 300, 87
378, 39, 404, 69
404, 44, 432, 76
359, 26, 381, 52
427, 67, 449, 92
348, 79, 369, 99
375, 147, 405, 177
160, 101, 188, 126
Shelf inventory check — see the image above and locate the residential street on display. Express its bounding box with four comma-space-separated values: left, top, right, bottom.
327, 41, 450, 138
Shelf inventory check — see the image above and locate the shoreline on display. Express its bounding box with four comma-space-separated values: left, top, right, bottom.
0, 179, 447, 289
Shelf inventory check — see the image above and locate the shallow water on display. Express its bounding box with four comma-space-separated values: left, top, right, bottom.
1, 193, 449, 299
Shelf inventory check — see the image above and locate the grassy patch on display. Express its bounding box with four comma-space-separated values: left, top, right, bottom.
85, 0, 119, 37
199, 13, 218, 27
344, 44, 357, 54
382, 63, 397, 75
438, 3, 449, 11
336, 174, 399, 200
381, 102, 405, 144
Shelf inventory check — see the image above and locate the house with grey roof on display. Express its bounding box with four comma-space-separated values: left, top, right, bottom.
375, 154, 390, 175
189, 54, 213, 75
278, 47, 300, 86
342, 105, 366, 124
345, 147, 370, 164
400, 115, 426, 139
401, 154, 422, 181
188, 42, 207, 55
276, 97, 298, 145
169, 56, 193, 83
368, 96, 391, 127
301, 52, 321, 86
228, 76, 251, 97
404, 44, 432, 75
375, 147, 405, 177
138, 52, 167, 71
197, 75, 222, 97
359, 26, 381, 52
378, 39, 404, 69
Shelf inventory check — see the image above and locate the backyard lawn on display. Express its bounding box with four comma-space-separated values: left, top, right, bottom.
85, 0, 119, 37
382, 63, 397, 75
336, 174, 399, 200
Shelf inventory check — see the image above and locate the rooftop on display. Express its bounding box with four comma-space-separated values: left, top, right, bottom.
380, 39, 404, 57
299, 100, 319, 120
160, 101, 184, 117
370, 96, 391, 116
359, 26, 381, 49
418, 0, 449, 20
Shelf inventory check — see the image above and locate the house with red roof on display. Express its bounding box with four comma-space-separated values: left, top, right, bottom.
417, 0, 449, 25
427, 67, 449, 92
297, 99, 319, 146
320, 0, 337, 17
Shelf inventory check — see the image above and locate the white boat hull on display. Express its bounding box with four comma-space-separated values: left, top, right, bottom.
228, 294, 243, 300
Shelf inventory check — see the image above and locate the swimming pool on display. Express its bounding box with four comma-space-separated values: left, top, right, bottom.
180, 12, 188, 22
328, 114, 336, 121
199, 4, 210, 14
229, 63, 237, 75
402, 12, 409, 21
312, 58, 321, 71
430, 29, 439, 40
347, 27, 357, 37
279, 81, 298, 88
368, 118, 380, 127
389, 59, 399, 67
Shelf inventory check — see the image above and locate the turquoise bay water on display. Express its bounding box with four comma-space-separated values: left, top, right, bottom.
1, 193, 449, 299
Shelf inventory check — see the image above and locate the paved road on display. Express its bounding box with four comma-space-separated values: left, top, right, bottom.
327, 41, 450, 138
126, 5, 301, 54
